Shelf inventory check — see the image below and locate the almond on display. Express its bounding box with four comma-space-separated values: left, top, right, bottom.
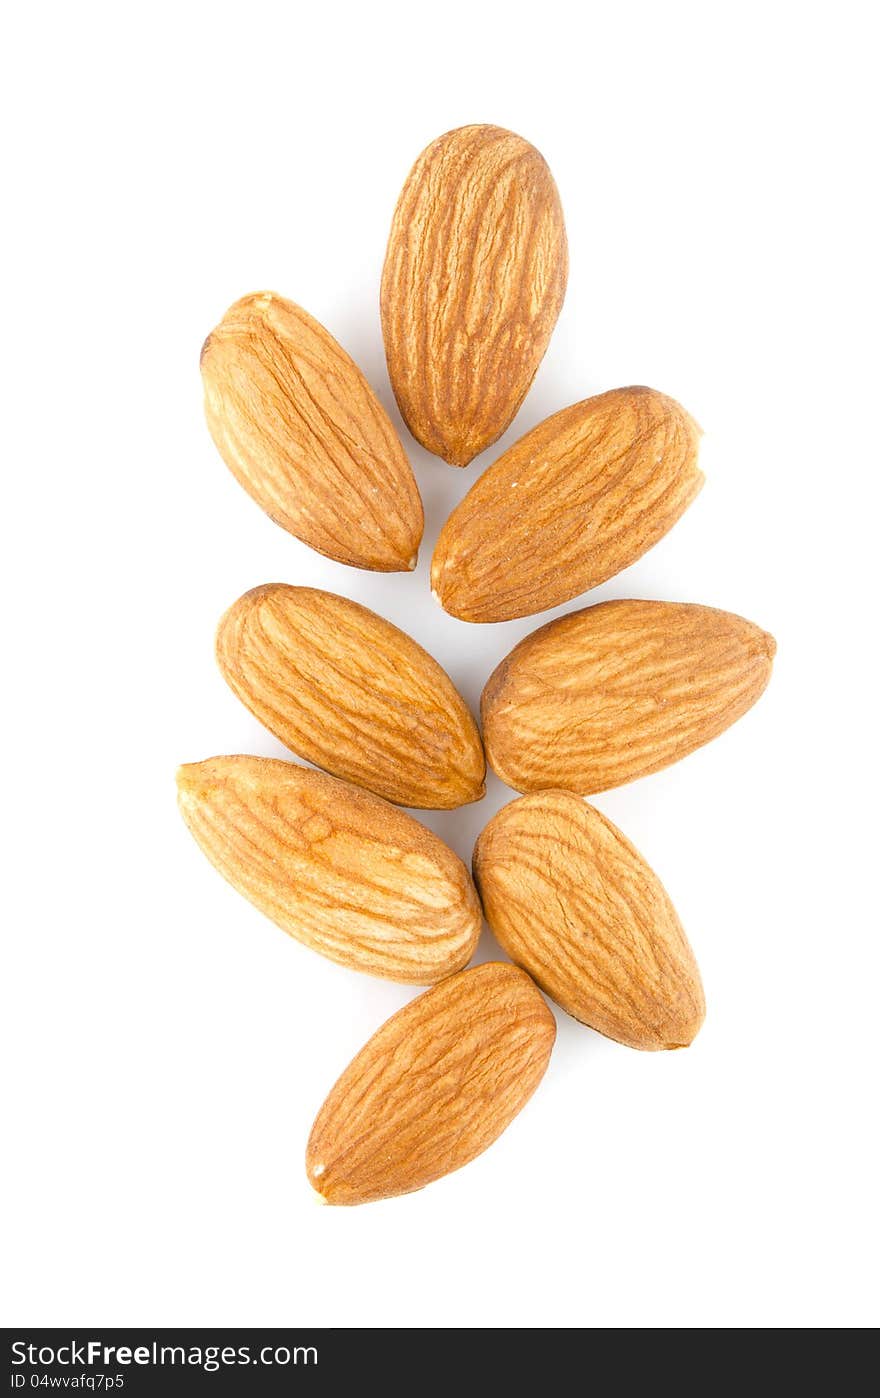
216, 584, 485, 808
176, 756, 481, 983
473, 792, 705, 1050
306, 962, 555, 1204
201, 292, 423, 571
431, 386, 703, 622
482, 600, 776, 794
380, 124, 568, 467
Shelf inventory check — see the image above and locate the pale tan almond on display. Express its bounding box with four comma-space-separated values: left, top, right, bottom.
483, 600, 775, 794
176, 756, 481, 983
381, 124, 568, 467
216, 584, 485, 809
473, 792, 705, 1050
307, 962, 555, 1204
201, 292, 423, 570
432, 386, 703, 622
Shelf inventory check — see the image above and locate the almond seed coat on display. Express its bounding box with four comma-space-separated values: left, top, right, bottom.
473, 792, 705, 1050
201, 292, 423, 570
381, 124, 568, 466
307, 963, 556, 1204
432, 386, 703, 622
482, 599, 775, 793
177, 756, 481, 983
217, 584, 485, 808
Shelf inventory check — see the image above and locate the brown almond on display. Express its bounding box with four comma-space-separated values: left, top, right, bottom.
201, 292, 423, 571
381, 124, 568, 467
431, 386, 703, 622
176, 756, 481, 984
473, 792, 705, 1050
307, 962, 556, 1204
216, 584, 485, 809
483, 600, 776, 794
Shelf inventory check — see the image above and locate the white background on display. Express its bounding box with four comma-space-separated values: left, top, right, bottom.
2, 0, 877, 1329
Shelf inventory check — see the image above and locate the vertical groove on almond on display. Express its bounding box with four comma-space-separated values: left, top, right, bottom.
473, 792, 705, 1050
201, 292, 423, 570
482, 600, 775, 793
381, 124, 568, 466
176, 756, 481, 984
216, 584, 485, 808
431, 386, 704, 621
307, 963, 556, 1204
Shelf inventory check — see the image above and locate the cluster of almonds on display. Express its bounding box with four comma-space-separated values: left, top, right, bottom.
179, 125, 775, 1206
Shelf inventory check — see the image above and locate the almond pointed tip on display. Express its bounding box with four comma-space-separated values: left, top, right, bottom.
448, 778, 487, 808
649, 1017, 702, 1051
763, 630, 778, 662
674, 1009, 706, 1050
176, 761, 211, 806
308, 1160, 331, 1204
176, 762, 198, 795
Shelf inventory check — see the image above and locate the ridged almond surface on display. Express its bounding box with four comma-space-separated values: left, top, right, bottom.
307, 963, 555, 1204
432, 386, 703, 622
216, 584, 485, 809
201, 292, 423, 571
380, 124, 568, 467
483, 600, 776, 794
473, 792, 705, 1050
176, 756, 481, 984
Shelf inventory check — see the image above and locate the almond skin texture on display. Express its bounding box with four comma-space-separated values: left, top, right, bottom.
473, 792, 705, 1050
381, 124, 568, 467
201, 292, 423, 571
216, 584, 485, 809
176, 757, 481, 984
431, 386, 704, 622
307, 962, 556, 1204
482, 600, 776, 795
